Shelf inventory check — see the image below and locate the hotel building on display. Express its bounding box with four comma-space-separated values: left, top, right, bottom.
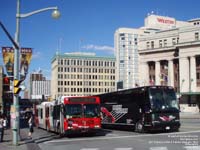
115, 14, 200, 111
115, 14, 193, 90
138, 15, 200, 109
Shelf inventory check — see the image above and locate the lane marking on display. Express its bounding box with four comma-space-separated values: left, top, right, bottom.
115, 148, 133, 150
44, 130, 200, 144
149, 147, 168, 150
184, 146, 200, 150
80, 148, 99, 150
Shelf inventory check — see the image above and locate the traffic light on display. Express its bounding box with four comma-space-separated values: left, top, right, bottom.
14, 79, 23, 94
3, 76, 10, 91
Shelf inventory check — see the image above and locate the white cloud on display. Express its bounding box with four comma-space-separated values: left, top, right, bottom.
82, 44, 114, 52
32, 51, 42, 59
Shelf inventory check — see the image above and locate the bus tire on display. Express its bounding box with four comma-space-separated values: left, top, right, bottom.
57, 123, 63, 137
135, 121, 144, 133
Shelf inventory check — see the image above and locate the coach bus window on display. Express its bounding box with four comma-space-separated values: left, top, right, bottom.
149, 88, 179, 111
150, 89, 164, 110
163, 88, 179, 110
65, 104, 82, 118
84, 104, 100, 118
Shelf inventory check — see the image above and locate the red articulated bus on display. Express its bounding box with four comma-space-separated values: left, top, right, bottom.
35, 96, 101, 136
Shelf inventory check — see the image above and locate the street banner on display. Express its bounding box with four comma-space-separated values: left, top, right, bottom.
2, 47, 14, 76
20, 48, 32, 80
2, 47, 32, 80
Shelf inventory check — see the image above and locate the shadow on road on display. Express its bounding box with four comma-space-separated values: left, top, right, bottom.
20, 129, 112, 145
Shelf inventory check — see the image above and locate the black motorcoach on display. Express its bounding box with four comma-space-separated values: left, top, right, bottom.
99, 86, 180, 132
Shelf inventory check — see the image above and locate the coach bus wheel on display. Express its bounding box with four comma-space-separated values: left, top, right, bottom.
135, 121, 144, 133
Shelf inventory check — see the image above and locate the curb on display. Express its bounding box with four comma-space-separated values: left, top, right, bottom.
0, 128, 41, 150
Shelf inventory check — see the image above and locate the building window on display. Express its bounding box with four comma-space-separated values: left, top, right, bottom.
164, 39, 167, 47
195, 32, 199, 40
197, 73, 200, 79
172, 38, 176, 45
121, 37, 125, 40
159, 40, 162, 48
151, 41, 154, 49
177, 37, 179, 44
146, 42, 150, 49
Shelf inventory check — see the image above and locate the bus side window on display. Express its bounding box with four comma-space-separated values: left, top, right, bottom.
46, 107, 49, 117
41, 109, 43, 119
35, 109, 38, 117
53, 105, 61, 119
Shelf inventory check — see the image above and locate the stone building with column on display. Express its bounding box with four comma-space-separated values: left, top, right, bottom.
114, 13, 193, 90
138, 16, 200, 112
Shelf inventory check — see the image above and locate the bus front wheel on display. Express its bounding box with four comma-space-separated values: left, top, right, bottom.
135, 121, 144, 133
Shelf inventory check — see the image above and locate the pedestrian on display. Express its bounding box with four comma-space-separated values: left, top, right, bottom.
0, 114, 4, 142
28, 115, 34, 139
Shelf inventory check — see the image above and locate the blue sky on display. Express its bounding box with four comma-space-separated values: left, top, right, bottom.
0, 0, 199, 80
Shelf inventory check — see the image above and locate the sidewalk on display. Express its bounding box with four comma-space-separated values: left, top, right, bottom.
180, 112, 200, 119
0, 128, 41, 150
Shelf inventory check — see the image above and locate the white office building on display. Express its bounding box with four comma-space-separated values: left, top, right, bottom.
115, 28, 152, 89
31, 80, 51, 99
28, 71, 51, 100
51, 52, 116, 99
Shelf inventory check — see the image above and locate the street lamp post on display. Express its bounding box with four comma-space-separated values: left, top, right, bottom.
12, 0, 60, 145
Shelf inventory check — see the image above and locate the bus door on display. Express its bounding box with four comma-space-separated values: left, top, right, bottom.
65, 104, 83, 129
48, 105, 54, 130
38, 107, 44, 128
83, 103, 101, 129
45, 105, 50, 130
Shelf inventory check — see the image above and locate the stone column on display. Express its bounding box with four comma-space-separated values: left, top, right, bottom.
155, 61, 161, 85
139, 61, 149, 86
190, 56, 197, 92
179, 57, 189, 93
168, 59, 174, 87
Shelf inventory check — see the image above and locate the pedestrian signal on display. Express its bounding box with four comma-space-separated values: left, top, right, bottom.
14, 79, 22, 94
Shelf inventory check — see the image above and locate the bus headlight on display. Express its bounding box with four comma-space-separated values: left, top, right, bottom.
94, 125, 100, 128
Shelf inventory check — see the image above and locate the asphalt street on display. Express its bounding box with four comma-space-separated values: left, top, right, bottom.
36, 118, 200, 150
1, 116, 199, 150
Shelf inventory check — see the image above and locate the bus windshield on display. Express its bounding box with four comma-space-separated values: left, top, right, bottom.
149, 87, 179, 111
84, 104, 100, 118
65, 104, 82, 118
